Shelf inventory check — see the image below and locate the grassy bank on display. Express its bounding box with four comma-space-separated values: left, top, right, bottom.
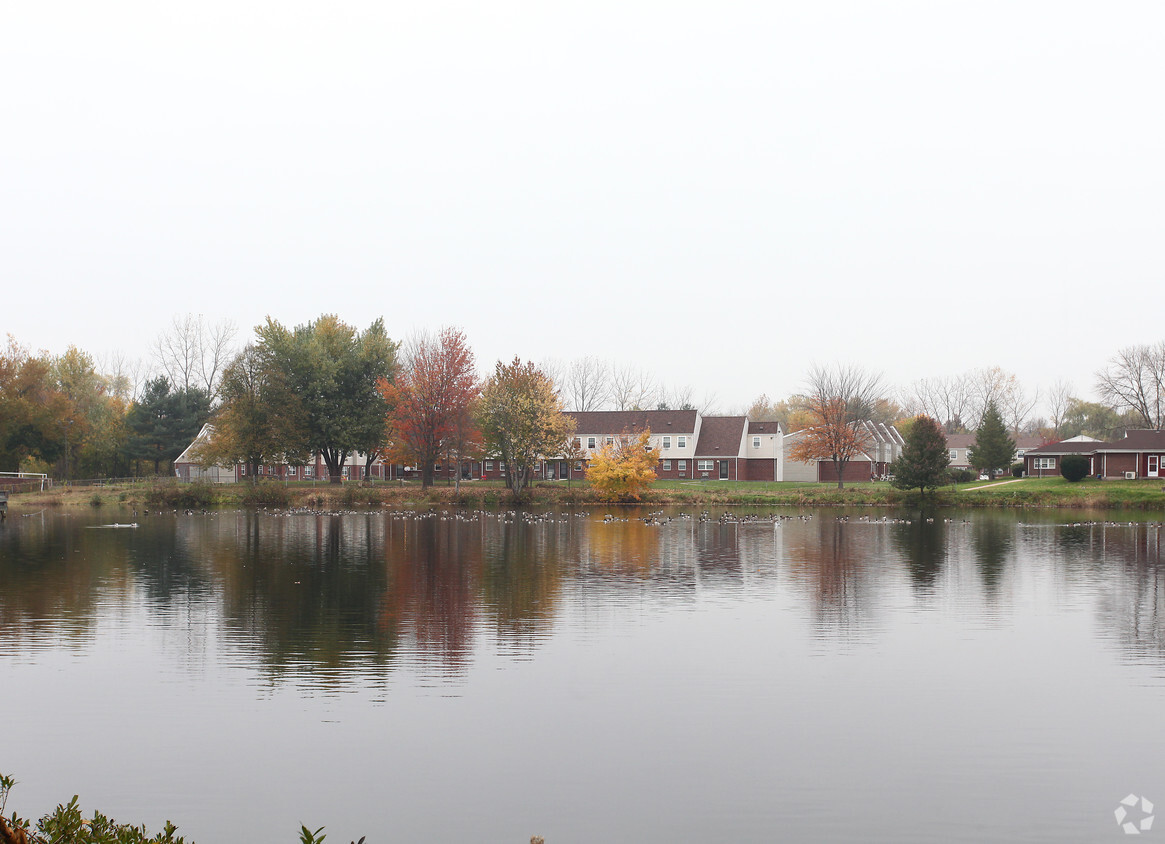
9, 476, 1165, 511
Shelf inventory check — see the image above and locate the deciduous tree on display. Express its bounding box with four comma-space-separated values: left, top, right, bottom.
0, 337, 72, 473
891, 416, 950, 495
256, 315, 397, 484
384, 327, 480, 488
789, 364, 884, 489
585, 429, 660, 501
1096, 342, 1165, 430
195, 344, 307, 481
477, 358, 574, 501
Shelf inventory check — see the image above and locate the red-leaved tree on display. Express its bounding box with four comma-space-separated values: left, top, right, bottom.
383, 328, 480, 488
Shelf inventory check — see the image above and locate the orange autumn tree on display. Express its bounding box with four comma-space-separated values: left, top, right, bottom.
585, 429, 660, 501
788, 364, 884, 489
381, 327, 480, 488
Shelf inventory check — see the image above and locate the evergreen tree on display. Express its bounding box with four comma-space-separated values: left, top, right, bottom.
127, 377, 210, 475
891, 415, 950, 494
968, 401, 1015, 479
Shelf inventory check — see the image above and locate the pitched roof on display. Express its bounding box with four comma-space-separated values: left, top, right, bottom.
1097, 429, 1165, 452
747, 420, 783, 436
567, 410, 698, 435
694, 416, 747, 456
1025, 440, 1105, 455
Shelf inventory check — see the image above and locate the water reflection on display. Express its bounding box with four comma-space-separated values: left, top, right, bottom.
2, 508, 1165, 678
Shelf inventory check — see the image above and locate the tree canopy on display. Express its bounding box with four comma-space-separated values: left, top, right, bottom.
383, 327, 479, 488
891, 415, 950, 495
477, 358, 574, 501
255, 315, 398, 483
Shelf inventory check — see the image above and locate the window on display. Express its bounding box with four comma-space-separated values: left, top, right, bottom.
1034, 457, 1055, 470
605, 436, 614, 446
678, 436, 687, 448
949, 449, 958, 460
697, 460, 714, 471
663, 436, 671, 449
663, 460, 672, 471
485, 461, 494, 471
678, 460, 687, 470
753, 437, 761, 449
303, 466, 313, 478
342, 466, 350, 477
573, 438, 581, 449
1016, 449, 1026, 458
574, 461, 583, 471
240, 465, 247, 476
287, 467, 296, 477
587, 437, 596, 449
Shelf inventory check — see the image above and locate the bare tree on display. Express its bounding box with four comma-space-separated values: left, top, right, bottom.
1045, 380, 1073, 439
655, 383, 698, 411
610, 363, 658, 411
153, 314, 238, 399
905, 374, 972, 433
967, 367, 1024, 429
1002, 383, 1039, 435
99, 351, 148, 403
1096, 342, 1165, 430
564, 356, 611, 411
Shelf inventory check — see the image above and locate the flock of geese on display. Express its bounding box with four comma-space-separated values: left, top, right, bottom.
97, 508, 1159, 532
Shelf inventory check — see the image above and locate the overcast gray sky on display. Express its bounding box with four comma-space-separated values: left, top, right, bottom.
4, 1, 1163, 412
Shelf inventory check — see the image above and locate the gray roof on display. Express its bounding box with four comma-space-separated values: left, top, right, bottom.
747, 420, 783, 436
695, 416, 747, 456
1097, 429, 1165, 452
568, 410, 698, 435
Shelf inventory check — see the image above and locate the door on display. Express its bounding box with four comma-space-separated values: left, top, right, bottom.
719, 460, 729, 480
1149, 455, 1159, 478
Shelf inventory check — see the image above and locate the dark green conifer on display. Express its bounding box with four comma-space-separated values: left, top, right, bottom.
968, 401, 1015, 479
892, 415, 950, 494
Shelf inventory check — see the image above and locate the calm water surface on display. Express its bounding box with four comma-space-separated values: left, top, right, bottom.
2, 505, 1164, 843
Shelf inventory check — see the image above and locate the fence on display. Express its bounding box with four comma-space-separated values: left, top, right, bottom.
0, 472, 51, 493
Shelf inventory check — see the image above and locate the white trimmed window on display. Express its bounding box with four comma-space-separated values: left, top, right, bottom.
949, 449, 958, 460
678, 436, 687, 448
678, 460, 687, 470
1034, 457, 1055, 470
303, 466, 313, 478
485, 461, 494, 471
663, 436, 671, 449
663, 460, 672, 470
697, 460, 714, 471
605, 436, 614, 446
587, 437, 596, 449
753, 437, 761, 449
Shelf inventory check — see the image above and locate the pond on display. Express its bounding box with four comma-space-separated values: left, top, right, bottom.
1, 505, 1164, 843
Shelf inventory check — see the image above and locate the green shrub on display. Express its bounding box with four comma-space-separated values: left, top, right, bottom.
89, 493, 103, 507
1060, 454, 1090, 482
949, 468, 976, 484
1011, 462, 1024, 478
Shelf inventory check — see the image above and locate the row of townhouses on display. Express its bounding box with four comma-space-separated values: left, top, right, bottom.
175, 411, 907, 484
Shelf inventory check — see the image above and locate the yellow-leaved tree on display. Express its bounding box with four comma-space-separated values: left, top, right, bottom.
585, 429, 659, 501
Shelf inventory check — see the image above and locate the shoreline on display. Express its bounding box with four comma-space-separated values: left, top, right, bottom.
6, 476, 1165, 512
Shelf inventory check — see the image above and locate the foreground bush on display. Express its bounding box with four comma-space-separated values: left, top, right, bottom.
1060, 454, 1090, 482
0, 774, 362, 844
